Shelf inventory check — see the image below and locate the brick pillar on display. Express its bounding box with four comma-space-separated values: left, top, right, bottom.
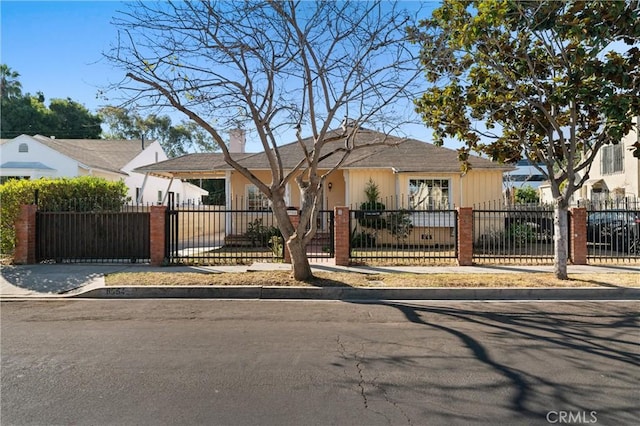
284, 209, 299, 264
457, 207, 473, 266
14, 204, 37, 264
570, 207, 587, 265
149, 206, 167, 266
334, 206, 350, 266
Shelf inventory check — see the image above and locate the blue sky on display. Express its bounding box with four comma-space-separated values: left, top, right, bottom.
1, 1, 126, 112
1, 1, 442, 151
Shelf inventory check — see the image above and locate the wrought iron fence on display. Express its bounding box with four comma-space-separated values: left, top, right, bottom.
473, 205, 555, 264
349, 208, 458, 264
586, 209, 640, 262
305, 210, 335, 259
165, 197, 284, 265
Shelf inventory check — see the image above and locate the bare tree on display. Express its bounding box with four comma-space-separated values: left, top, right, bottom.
106, 0, 422, 280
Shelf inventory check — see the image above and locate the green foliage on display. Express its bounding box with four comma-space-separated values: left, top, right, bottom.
506, 222, 537, 247
364, 178, 380, 204
1, 64, 22, 99
409, 0, 640, 177
244, 218, 282, 248
0, 177, 129, 256
514, 185, 539, 204
358, 178, 386, 228
1, 65, 101, 138
99, 106, 218, 157
0, 94, 101, 139
385, 210, 414, 242
351, 231, 376, 248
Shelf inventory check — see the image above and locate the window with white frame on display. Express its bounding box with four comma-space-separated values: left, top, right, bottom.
601, 143, 624, 175
246, 184, 270, 210
408, 179, 450, 210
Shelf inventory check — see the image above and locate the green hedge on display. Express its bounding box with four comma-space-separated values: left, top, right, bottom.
0, 177, 129, 257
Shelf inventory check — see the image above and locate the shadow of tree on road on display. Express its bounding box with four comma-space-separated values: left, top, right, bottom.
340, 301, 639, 424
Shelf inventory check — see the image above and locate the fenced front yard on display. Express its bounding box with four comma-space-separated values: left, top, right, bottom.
14, 197, 640, 266
349, 209, 458, 264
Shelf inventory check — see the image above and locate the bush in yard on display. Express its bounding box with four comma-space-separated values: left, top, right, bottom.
0, 177, 129, 257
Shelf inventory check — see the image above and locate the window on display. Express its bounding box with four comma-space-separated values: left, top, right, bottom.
246, 184, 270, 210
409, 179, 450, 210
601, 144, 624, 174
18, 143, 28, 153
135, 187, 143, 203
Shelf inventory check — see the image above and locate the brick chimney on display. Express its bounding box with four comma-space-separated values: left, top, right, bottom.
229, 128, 246, 153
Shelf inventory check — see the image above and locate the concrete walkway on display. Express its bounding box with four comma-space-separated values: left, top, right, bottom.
1, 261, 638, 300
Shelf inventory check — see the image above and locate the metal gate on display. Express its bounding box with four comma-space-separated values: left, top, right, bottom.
165, 200, 285, 265
36, 206, 150, 263
306, 210, 335, 259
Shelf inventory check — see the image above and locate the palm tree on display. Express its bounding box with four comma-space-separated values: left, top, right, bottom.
1, 64, 23, 99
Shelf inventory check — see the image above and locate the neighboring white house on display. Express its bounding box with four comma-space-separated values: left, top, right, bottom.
0, 134, 208, 204
539, 120, 640, 205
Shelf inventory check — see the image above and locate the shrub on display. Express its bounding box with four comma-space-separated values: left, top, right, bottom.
506, 222, 537, 246
245, 218, 282, 248
385, 210, 413, 242
0, 177, 128, 256
358, 178, 386, 229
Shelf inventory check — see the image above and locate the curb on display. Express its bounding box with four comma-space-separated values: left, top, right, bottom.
68, 286, 640, 300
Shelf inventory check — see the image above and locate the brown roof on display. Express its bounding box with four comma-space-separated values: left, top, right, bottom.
31, 135, 151, 175
134, 128, 512, 176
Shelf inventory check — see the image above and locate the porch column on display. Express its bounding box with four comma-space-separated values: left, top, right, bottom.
225, 171, 232, 237
457, 207, 473, 266
334, 206, 350, 266
149, 205, 167, 266
14, 204, 37, 264
570, 207, 588, 265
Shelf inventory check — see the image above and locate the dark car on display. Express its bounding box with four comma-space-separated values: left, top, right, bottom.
587, 211, 640, 253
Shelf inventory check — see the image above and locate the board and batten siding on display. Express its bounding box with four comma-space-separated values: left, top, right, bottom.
347, 169, 504, 209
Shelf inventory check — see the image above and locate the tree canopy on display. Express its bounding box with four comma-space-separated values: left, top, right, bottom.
106, 1, 421, 280
0, 65, 102, 139
409, 0, 640, 278
99, 106, 217, 157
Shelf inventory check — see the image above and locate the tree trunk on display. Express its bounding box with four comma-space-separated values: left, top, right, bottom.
287, 236, 313, 281
553, 201, 569, 280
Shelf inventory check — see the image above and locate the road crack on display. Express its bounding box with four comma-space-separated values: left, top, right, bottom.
336, 336, 411, 425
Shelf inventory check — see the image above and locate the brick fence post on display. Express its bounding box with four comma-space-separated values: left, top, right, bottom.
149, 206, 167, 266
334, 206, 350, 266
570, 207, 587, 265
284, 209, 299, 264
457, 207, 473, 266
14, 204, 37, 264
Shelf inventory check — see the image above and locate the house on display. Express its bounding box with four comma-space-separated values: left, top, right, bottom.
0, 134, 208, 204
134, 128, 512, 246
539, 120, 640, 206
135, 127, 511, 209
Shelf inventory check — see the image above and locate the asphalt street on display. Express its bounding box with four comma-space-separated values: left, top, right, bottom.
1, 300, 639, 426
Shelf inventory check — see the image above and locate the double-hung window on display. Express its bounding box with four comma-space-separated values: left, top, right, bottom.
246, 184, 270, 210
409, 179, 450, 210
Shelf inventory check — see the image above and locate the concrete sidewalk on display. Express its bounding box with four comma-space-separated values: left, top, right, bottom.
1, 262, 638, 300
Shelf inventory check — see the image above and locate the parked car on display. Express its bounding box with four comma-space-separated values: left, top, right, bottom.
587, 211, 640, 253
